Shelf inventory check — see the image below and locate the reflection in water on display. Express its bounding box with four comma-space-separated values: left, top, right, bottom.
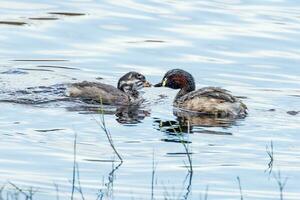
173, 108, 238, 128
265, 141, 274, 177
161, 170, 193, 200
71, 104, 151, 124
98, 161, 123, 200
182, 171, 193, 200
154, 118, 191, 135
115, 105, 150, 124
154, 108, 236, 137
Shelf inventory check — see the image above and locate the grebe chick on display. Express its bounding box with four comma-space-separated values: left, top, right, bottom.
68, 71, 151, 105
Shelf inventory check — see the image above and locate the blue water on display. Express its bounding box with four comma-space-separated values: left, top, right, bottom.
0, 1, 300, 199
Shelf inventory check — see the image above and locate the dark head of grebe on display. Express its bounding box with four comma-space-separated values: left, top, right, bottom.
154, 69, 195, 99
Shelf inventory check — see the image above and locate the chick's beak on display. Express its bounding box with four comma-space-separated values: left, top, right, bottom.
143, 81, 152, 87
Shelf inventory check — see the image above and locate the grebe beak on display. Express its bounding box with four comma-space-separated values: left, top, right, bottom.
154, 82, 162, 87
143, 81, 152, 87
154, 78, 167, 87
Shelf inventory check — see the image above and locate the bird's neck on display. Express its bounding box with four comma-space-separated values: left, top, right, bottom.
175, 82, 195, 100
127, 90, 143, 105
127, 89, 141, 102
129, 90, 139, 98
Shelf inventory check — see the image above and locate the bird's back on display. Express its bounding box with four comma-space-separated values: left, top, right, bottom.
68, 81, 130, 105
174, 87, 247, 117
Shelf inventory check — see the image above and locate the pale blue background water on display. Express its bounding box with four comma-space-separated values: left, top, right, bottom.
0, 1, 300, 199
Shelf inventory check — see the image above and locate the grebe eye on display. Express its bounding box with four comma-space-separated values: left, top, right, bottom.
136, 74, 143, 79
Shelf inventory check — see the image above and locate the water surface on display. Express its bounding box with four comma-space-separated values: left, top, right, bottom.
0, 0, 300, 199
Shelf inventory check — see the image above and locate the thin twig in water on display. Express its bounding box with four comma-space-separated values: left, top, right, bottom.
183, 121, 193, 173
107, 161, 115, 197
273, 170, 288, 200
182, 170, 193, 200
70, 132, 85, 200
265, 141, 274, 175
0, 184, 5, 200
183, 142, 193, 173
151, 150, 157, 200
93, 98, 123, 162
166, 121, 193, 200
97, 157, 123, 200
53, 183, 59, 200
28, 187, 36, 200
237, 176, 243, 200
200, 185, 209, 200
96, 190, 104, 200
71, 132, 77, 200
8, 182, 38, 200
75, 163, 85, 200
181, 121, 193, 200
169, 121, 193, 173
8, 182, 27, 197
204, 185, 209, 200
